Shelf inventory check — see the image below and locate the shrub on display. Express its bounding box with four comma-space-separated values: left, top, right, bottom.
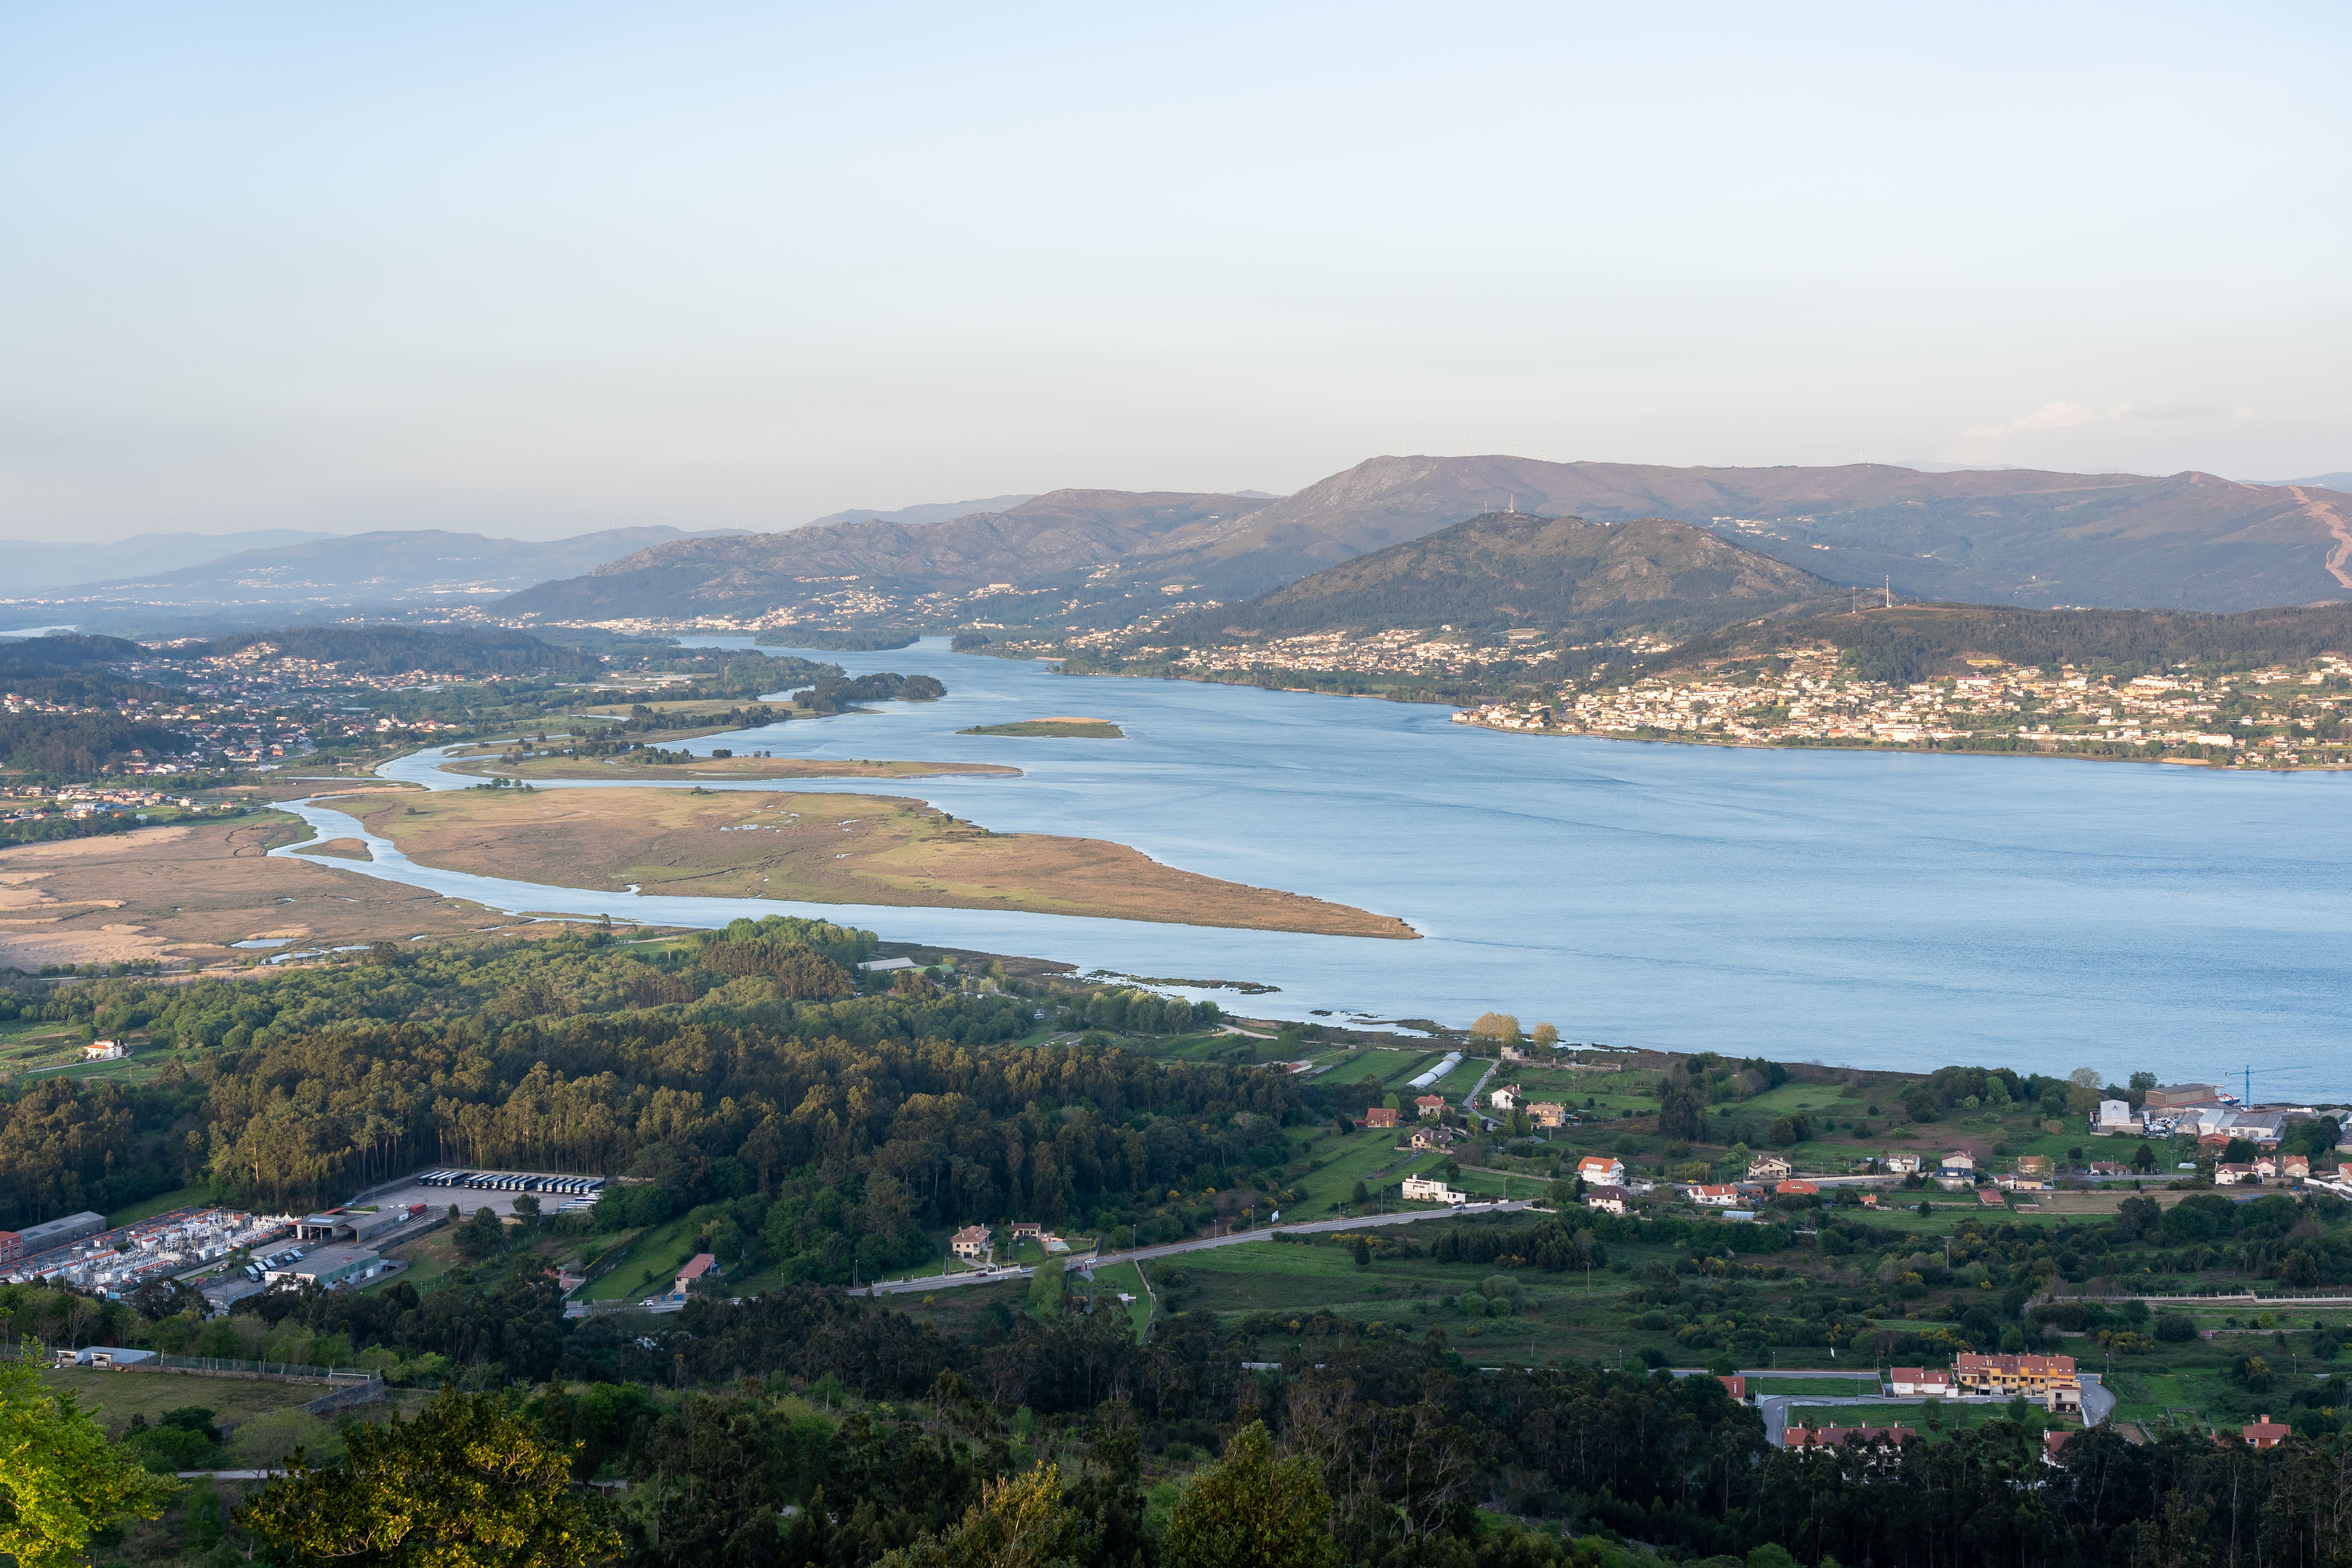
2155, 1314, 2197, 1341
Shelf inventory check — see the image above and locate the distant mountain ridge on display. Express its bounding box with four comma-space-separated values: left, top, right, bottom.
9, 526, 749, 616
801, 495, 1037, 528
1189, 511, 1844, 640
495, 456, 2352, 625
0, 529, 340, 593
501, 491, 1272, 621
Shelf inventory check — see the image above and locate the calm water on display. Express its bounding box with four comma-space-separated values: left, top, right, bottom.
297, 636, 2352, 1098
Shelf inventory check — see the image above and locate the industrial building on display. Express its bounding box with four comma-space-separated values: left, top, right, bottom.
263, 1243, 387, 1290
0, 1211, 105, 1266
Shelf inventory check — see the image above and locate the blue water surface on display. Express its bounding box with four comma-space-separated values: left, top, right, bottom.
291, 636, 2352, 1097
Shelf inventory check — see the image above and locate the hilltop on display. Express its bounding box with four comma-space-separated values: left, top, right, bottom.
1191, 511, 1843, 640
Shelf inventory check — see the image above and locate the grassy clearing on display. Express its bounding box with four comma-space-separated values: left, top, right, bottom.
579, 1216, 702, 1302
44, 1368, 322, 1437
1746, 1375, 1890, 1397
106, 1185, 215, 1226
1085, 1261, 1153, 1339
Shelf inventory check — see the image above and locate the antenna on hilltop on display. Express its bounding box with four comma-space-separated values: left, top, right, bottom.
1884, 575, 1892, 610
1506, 495, 1516, 514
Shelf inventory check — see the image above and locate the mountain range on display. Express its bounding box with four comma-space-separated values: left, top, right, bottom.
500, 456, 2352, 626
1188, 511, 1844, 640
0, 530, 341, 593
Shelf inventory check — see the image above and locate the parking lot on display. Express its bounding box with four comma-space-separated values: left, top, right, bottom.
364, 1170, 609, 1221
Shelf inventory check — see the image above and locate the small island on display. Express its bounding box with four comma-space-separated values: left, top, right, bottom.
958, 716, 1126, 739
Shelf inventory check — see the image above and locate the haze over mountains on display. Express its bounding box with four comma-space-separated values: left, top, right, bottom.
504, 455, 2352, 629
0, 525, 747, 628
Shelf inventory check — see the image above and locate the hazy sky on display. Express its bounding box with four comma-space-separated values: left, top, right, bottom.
4, 4, 2347, 542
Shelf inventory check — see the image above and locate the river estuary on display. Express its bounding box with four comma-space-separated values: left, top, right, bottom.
278, 636, 2352, 1098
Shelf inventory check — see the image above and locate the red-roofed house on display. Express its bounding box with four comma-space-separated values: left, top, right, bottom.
1414, 1095, 1447, 1119
1775, 1180, 1820, 1197
1690, 1184, 1740, 1207
1362, 1107, 1399, 1130
1577, 1155, 1626, 1186
673, 1253, 719, 1299
1978, 1189, 2008, 1207
1783, 1424, 1913, 1459
951, 1225, 993, 1261
1584, 1184, 1632, 1216
2043, 1430, 2076, 1466
1888, 1367, 1952, 1398
1955, 1353, 2078, 1397
1719, 1375, 1748, 1401
2240, 1416, 2291, 1450
2284, 1154, 2311, 1180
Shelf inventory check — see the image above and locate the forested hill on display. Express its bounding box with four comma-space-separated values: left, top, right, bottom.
1649, 599, 2352, 685
1183, 512, 1843, 640
0, 632, 147, 676
175, 626, 603, 678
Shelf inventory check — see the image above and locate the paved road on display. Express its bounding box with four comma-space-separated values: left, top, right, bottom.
867, 1201, 1540, 1296
2080, 1372, 2114, 1428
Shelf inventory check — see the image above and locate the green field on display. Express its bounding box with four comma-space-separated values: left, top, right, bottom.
107, 1184, 215, 1226
1085, 1261, 1154, 1339
43, 1367, 327, 1437
1290, 1130, 1445, 1212
579, 1216, 704, 1302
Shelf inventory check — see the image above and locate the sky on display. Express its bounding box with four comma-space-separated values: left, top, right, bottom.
3, 3, 2347, 543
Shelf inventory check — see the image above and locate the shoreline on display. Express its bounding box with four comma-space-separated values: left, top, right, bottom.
1450, 717, 2350, 771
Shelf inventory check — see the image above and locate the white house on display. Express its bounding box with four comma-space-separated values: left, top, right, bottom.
83, 1040, 128, 1062
1883, 1153, 1922, 1174
1401, 1176, 1467, 1206
1887, 1367, 1953, 1398
1488, 1085, 1523, 1111
1576, 1155, 1625, 1186
1584, 1184, 1632, 1216
1690, 1184, 1741, 1206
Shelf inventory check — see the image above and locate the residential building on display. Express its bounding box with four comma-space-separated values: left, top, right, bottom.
1577, 1155, 1626, 1186
1719, 1375, 1748, 1401
1501, 1045, 1527, 1063
1887, 1368, 1953, 1398
1746, 1154, 1793, 1181
2239, 1416, 2291, 1450
1414, 1095, 1446, 1119
1783, 1425, 1913, 1457
1363, 1107, 1399, 1130
1011, 1221, 1043, 1241
1690, 1184, 1740, 1206
1528, 1102, 1567, 1129
1775, 1180, 1820, 1197
2284, 1154, 2311, 1180
1401, 1176, 1466, 1206
673, 1254, 719, 1299
951, 1224, 992, 1261
2215, 1163, 2257, 1185
1584, 1184, 1632, 1216
1859, 1192, 1881, 1209
2088, 1162, 2129, 1178
2145, 1084, 2220, 1110
2043, 1430, 2077, 1465
83, 1040, 128, 1062
1488, 1085, 1523, 1111
2015, 1155, 2054, 1178
1883, 1154, 1922, 1174
1409, 1125, 1460, 1152
1953, 1353, 2079, 1397
2094, 1100, 2134, 1134
1937, 1152, 1975, 1176
1977, 1190, 2008, 1207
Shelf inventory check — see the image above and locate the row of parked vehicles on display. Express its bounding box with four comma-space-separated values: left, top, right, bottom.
414, 1170, 605, 1195
241, 1245, 305, 1281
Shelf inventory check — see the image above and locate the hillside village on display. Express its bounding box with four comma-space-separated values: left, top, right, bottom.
1456, 645, 2352, 767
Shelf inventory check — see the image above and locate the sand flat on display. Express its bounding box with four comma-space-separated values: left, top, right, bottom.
341, 787, 1416, 939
